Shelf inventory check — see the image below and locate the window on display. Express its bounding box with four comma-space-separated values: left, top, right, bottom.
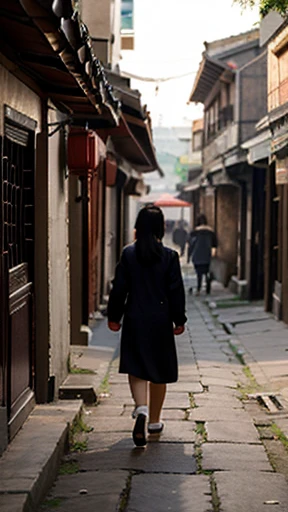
121, 0, 134, 32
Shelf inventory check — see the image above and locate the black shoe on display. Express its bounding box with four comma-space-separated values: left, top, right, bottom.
133, 414, 147, 447
148, 422, 164, 434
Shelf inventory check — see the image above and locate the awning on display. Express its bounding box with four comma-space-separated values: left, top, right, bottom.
189, 55, 234, 104
103, 71, 164, 176
1, 2, 163, 177
96, 112, 164, 176
140, 192, 191, 207
0, 1, 119, 126
210, 169, 239, 187
183, 181, 201, 192
242, 129, 271, 164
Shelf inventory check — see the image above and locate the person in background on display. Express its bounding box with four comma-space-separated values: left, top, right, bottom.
107, 205, 187, 447
172, 221, 188, 256
187, 213, 217, 295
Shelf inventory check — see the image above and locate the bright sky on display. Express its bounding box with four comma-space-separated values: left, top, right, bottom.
120, 0, 260, 127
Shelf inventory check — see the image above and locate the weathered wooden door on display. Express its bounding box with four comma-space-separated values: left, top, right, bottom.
1, 111, 35, 440
250, 168, 266, 300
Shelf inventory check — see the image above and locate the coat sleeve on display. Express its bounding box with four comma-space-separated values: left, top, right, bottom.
107, 251, 129, 323
167, 251, 187, 327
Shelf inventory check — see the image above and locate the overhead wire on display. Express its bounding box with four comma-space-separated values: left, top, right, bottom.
119, 70, 197, 83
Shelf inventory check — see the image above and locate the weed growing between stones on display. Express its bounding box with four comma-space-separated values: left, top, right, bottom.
67, 351, 95, 374
69, 413, 92, 452
237, 365, 262, 400
271, 423, 288, 450
117, 471, 133, 511
194, 421, 207, 474
97, 371, 111, 399
195, 422, 207, 440
41, 497, 65, 509
59, 459, 80, 475
188, 392, 197, 408
210, 475, 221, 512
71, 367, 95, 374
228, 340, 245, 365
71, 439, 88, 452
183, 409, 190, 421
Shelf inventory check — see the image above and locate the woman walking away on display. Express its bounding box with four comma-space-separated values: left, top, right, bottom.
187, 213, 217, 295
107, 205, 187, 447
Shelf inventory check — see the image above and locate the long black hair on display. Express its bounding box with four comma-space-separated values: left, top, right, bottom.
196, 213, 207, 226
134, 205, 165, 265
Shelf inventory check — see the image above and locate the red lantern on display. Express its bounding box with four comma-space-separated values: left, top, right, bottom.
68, 128, 97, 175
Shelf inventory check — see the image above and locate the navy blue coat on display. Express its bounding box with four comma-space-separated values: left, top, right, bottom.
187, 226, 217, 266
107, 243, 187, 383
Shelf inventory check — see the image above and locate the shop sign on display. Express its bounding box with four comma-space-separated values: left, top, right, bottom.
276, 158, 288, 184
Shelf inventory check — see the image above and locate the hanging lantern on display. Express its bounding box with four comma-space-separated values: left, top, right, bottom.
67, 128, 97, 175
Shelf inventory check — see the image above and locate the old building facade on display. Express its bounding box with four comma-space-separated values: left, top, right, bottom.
0, 0, 160, 455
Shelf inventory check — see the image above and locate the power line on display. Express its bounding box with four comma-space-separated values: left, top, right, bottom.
120, 70, 197, 83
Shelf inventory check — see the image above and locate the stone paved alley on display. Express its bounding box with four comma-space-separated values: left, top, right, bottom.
38, 271, 288, 512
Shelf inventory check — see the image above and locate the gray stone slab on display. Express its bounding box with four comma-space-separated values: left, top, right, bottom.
177, 357, 197, 366
85, 431, 132, 451
215, 471, 288, 512
244, 347, 288, 362
79, 442, 197, 473
215, 334, 232, 342
87, 416, 133, 432
169, 382, 203, 393
161, 409, 188, 420
194, 395, 243, 408
196, 354, 232, 364
108, 374, 128, 384
127, 474, 211, 512
218, 312, 270, 325
98, 397, 134, 406
163, 393, 190, 409
0, 399, 82, 510
189, 407, 252, 422
0, 421, 68, 480
42, 493, 122, 512
202, 443, 271, 471
216, 306, 265, 317
206, 420, 260, 443
201, 377, 238, 388
148, 421, 196, 443
239, 330, 288, 347
89, 405, 125, 417
48, 469, 127, 498
211, 329, 229, 337
204, 385, 240, 397
235, 319, 288, 335
199, 367, 238, 379
178, 367, 200, 375
177, 372, 200, 381
0, 494, 29, 512
108, 384, 132, 398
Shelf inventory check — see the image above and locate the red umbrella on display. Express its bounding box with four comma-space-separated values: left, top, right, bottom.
153, 193, 191, 207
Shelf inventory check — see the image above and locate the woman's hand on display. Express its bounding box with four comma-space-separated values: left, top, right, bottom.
108, 321, 121, 332
174, 325, 185, 335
